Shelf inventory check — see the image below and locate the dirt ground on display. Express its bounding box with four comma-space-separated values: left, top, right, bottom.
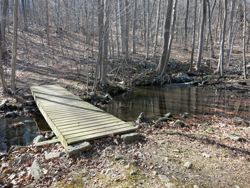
1, 27, 250, 187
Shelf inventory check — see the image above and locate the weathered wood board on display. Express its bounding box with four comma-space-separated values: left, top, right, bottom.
30, 85, 137, 149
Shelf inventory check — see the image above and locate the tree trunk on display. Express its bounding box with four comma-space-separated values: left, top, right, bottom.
206, 0, 215, 58
216, 0, 227, 76
132, 0, 137, 54
11, 0, 19, 92
227, 0, 235, 66
190, 0, 197, 72
100, 0, 109, 85
153, 0, 161, 57
196, 0, 206, 71
0, 44, 8, 93
242, 0, 247, 79
184, 0, 189, 50
157, 0, 178, 80
97, 0, 104, 81
118, 0, 126, 53
125, 0, 129, 60
115, 4, 120, 56
1, 0, 8, 53
46, 0, 50, 45
21, 0, 28, 31
146, 0, 150, 59
155, 0, 174, 74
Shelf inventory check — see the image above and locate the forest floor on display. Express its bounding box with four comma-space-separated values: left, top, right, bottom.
1, 27, 250, 187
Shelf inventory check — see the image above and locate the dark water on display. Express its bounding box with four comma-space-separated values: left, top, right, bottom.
0, 114, 50, 153
1, 85, 249, 152
104, 85, 250, 122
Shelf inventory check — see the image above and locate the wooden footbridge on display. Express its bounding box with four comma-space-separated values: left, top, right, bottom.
30, 85, 137, 149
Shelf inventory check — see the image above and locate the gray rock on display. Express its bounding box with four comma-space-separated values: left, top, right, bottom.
152, 171, 158, 176
165, 157, 171, 162
33, 135, 46, 144
173, 120, 186, 128
26, 100, 35, 106
120, 160, 126, 165
115, 155, 126, 160
66, 142, 92, 157
224, 133, 245, 142
45, 152, 62, 160
156, 117, 172, 123
22, 94, 34, 100
157, 140, 166, 145
121, 133, 139, 143
30, 160, 43, 180
168, 60, 177, 69
104, 93, 113, 100
164, 112, 173, 118
134, 151, 144, 159
136, 112, 145, 123
130, 171, 137, 175
166, 183, 176, 188
194, 185, 200, 188
105, 145, 116, 151
172, 72, 193, 83
234, 117, 249, 126
179, 112, 189, 118
146, 62, 157, 69
89, 92, 96, 98
184, 162, 193, 169
158, 174, 170, 182
14, 155, 27, 165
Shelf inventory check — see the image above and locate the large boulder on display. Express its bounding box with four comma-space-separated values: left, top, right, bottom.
171, 73, 193, 83
121, 133, 139, 143
66, 142, 92, 157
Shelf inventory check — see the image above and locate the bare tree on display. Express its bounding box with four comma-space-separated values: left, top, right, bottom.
184, 0, 189, 50
119, 0, 126, 53
196, 0, 206, 71
46, 0, 50, 45
153, 0, 161, 57
0, 43, 8, 93
206, 0, 215, 58
156, 0, 174, 74
157, 0, 178, 80
132, 0, 137, 54
1, 0, 8, 52
21, 0, 28, 31
242, 0, 247, 79
190, 0, 197, 72
11, 0, 19, 92
216, 0, 227, 76
100, 0, 109, 85
146, 0, 150, 59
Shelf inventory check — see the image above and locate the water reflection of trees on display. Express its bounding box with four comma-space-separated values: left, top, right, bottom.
105, 86, 250, 121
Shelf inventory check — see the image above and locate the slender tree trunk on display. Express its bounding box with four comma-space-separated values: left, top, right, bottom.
100, 0, 109, 85
1, 0, 8, 53
242, 0, 247, 79
115, 5, 120, 56
46, 0, 50, 45
206, 0, 215, 58
196, 0, 206, 71
155, 0, 174, 74
125, 0, 129, 60
227, 0, 235, 66
21, 0, 28, 31
146, 0, 150, 59
119, 0, 126, 53
184, 0, 189, 50
217, 0, 227, 76
0, 44, 8, 93
153, 0, 161, 57
97, 0, 104, 80
190, 0, 197, 72
132, 0, 137, 54
157, 0, 178, 80
11, 0, 18, 92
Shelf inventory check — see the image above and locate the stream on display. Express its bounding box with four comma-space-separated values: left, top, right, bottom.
1, 85, 249, 153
